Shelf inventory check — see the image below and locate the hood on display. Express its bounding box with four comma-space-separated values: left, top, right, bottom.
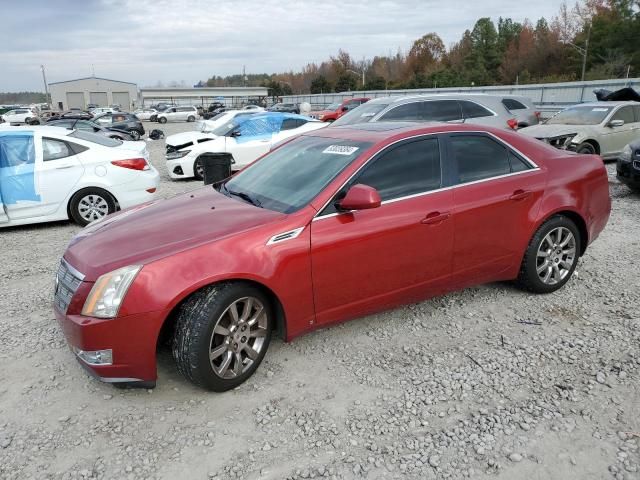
118, 140, 148, 160
519, 123, 590, 139
311, 110, 332, 116
166, 131, 217, 148
64, 187, 285, 281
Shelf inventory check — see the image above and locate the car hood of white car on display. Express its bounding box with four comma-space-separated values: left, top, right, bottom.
166, 131, 217, 147
519, 123, 595, 139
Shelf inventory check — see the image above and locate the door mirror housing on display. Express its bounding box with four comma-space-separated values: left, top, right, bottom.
608, 119, 624, 128
230, 130, 242, 137
338, 184, 382, 211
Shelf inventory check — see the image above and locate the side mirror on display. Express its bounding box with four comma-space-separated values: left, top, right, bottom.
230, 130, 242, 137
341, 106, 348, 112
338, 184, 381, 211
608, 119, 624, 128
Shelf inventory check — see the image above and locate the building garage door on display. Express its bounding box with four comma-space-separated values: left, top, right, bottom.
112, 92, 130, 110
89, 92, 108, 107
66, 92, 85, 110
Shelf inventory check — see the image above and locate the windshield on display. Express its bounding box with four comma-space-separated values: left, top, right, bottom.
68, 130, 122, 146
326, 103, 342, 110
332, 101, 391, 126
210, 119, 240, 136
547, 106, 613, 125
223, 135, 372, 213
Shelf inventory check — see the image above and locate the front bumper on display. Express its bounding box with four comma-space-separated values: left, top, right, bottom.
54, 304, 167, 385
616, 160, 640, 188
166, 155, 195, 179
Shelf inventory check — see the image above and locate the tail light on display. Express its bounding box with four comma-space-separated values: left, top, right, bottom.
111, 158, 149, 171
507, 118, 518, 130
534, 111, 541, 120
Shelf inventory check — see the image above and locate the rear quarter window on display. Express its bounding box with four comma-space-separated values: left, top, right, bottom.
502, 99, 528, 111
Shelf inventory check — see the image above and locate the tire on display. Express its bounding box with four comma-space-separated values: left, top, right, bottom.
516, 215, 581, 294
172, 282, 273, 392
129, 130, 140, 140
158, 117, 167, 124
69, 188, 117, 227
187, 115, 196, 122
576, 142, 596, 155
193, 157, 204, 181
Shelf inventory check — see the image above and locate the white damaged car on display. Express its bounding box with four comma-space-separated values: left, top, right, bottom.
520, 101, 640, 159
166, 113, 327, 180
0, 126, 158, 227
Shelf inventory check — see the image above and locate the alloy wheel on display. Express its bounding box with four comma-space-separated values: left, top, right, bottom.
209, 297, 268, 379
77, 194, 110, 222
194, 159, 204, 179
536, 227, 576, 285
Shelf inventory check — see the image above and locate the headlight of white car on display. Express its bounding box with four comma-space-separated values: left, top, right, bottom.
82, 265, 142, 318
619, 144, 632, 163
547, 134, 577, 149
167, 149, 191, 160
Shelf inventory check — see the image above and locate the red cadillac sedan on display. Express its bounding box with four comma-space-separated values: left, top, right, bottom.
54, 122, 611, 391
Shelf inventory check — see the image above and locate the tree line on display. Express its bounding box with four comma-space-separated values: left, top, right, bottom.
200, 0, 639, 96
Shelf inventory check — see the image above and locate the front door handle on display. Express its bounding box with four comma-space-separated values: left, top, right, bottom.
55, 164, 74, 170
421, 211, 450, 225
509, 189, 531, 201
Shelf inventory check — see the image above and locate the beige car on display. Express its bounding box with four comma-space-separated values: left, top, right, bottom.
520, 101, 640, 160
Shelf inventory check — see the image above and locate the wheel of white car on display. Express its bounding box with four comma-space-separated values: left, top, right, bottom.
193, 157, 204, 181
576, 142, 596, 155
69, 188, 117, 227
187, 115, 196, 122
158, 117, 167, 124
172, 282, 273, 391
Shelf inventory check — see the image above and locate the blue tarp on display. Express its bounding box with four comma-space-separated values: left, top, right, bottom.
0, 131, 40, 205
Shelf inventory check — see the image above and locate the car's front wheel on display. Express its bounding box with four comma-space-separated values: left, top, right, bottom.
193, 157, 204, 181
173, 283, 273, 391
129, 130, 140, 140
69, 188, 117, 226
576, 142, 596, 155
158, 117, 167, 124
516, 215, 581, 293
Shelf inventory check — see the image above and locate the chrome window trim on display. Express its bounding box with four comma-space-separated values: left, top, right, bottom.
311, 130, 540, 222
374, 98, 498, 122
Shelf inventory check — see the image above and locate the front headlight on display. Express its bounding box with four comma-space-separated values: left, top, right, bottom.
619, 144, 632, 163
547, 134, 577, 149
167, 149, 191, 160
82, 265, 142, 318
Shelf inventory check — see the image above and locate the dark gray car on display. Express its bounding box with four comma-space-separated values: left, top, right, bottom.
47, 119, 135, 141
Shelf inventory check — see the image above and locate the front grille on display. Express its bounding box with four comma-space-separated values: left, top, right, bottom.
54, 259, 84, 313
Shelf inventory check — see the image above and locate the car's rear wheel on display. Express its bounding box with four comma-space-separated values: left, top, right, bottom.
193, 158, 204, 181
172, 283, 273, 392
158, 117, 167, 124
129, 130, 140, 140
69, 188, 117, 226
187, 115, 196, 122
576, 142, 596, 154
516, 215, 581, 293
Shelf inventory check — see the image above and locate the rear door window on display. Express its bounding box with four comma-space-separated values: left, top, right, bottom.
449, 134, 523, 184
460, 101, 494, 119
421, 100, 462, 121
379, 102, 422, 121
42, 138, 74, 161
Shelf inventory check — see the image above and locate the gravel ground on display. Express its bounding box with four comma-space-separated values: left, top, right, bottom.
0, 121, 638, 480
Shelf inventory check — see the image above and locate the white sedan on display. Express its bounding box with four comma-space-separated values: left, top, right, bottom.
165, 110, 260, 152
165, 113, 327, 180
133, 108, 158, 121
0, 126, 159, 228
520, 101, 640, 159
1, 108, 38, 125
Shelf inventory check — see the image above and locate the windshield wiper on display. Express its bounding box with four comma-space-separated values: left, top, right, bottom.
225, 186, 262, 208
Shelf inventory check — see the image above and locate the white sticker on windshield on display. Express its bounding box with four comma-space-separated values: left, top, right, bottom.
361, 112, 376, 117
323, 145, 359, 155
592, 108, 609, 112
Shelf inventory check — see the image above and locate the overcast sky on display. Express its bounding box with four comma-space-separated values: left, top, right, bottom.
0, 0, 565, 92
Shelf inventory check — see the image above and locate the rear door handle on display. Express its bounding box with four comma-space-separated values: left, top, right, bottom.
421, 211, 450, 225
509, 189, 531, 201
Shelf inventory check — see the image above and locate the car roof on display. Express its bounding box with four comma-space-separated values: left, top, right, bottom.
245, 112, 318, 122
366, 93, 531, 105
303, 121, 508, 142
0, 125, 72, 136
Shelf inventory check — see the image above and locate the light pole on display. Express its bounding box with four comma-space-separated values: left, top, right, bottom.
568, 23, 591, 82
40, 65, 50, 106
346, 69, 365, 88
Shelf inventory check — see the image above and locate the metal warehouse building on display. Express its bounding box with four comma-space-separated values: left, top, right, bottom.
48, 76, 138, 111
140, 87, 269, 108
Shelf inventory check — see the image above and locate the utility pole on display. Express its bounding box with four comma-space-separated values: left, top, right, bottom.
581, 23, 590, 82
40, 65, 50, 106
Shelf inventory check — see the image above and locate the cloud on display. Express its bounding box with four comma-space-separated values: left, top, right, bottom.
0, 0, 564, 91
